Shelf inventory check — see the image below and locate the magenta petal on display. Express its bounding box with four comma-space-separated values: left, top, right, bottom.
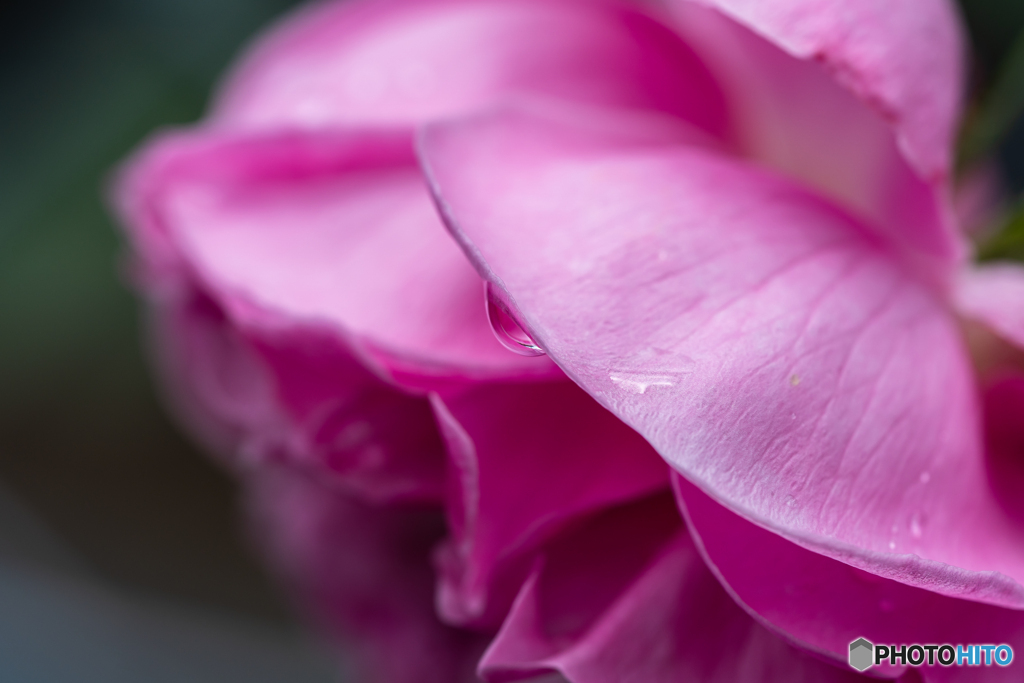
956, 264, 1024, 350
431, 380, 668, 627
213, 0, 730, 140
117, 128, 559, 389
675, 473, 1024, 683
150, 287, 447, 502
419, 108, 1024, 606
666, 2, 961, 269
248, 469, 487, 683
669, 0, 965, 181
480, 494, 867, 683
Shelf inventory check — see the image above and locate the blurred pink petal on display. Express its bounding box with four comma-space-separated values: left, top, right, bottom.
248, 469, 488, 683
431, 380, 668, 627
213, 0, 730, 139
149, 287, 447, 502
419, 107, 1024, 607
117, 129, 558, 390
480, 494, 867, 682
956, 263, 1024, 350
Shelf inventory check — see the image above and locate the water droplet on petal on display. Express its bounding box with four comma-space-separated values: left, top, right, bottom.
785, 495, 797, 508
888, 540, 896, 551
485, 282, 545, 356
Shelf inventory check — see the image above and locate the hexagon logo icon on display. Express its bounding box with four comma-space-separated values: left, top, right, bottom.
849, 638, 874, 672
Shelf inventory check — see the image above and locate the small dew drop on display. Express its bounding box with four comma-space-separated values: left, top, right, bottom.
785, 495, 797, 509
789, 374, 801, 386
485, 282, 546, 357
919, 471, 931, 484
910, 513, 925, 539
609, 372, 676, 394
888, 540, 896, 551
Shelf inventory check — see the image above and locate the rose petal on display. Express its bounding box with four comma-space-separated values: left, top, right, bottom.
214, 0, 729, 140
666, 2, 961, 271
431, 380, 668, 627
675, 471, 1024, 683
669, 0, 965, 181
247, 468, 487, 683
956, 263, 1024, 350
150, 286, 447, 502
480, 494, 868, 683
419, 107, 1024, 607
117, 128, 560, 389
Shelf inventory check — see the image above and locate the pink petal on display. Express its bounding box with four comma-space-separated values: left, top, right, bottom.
419, 108, 1024, 607
149, 286, 447, 503
431, 380, 668, 627
666, 2, 962, 270
956, 264, 1024, 350
669, 0, 965, 181
117, 128, 559, 389
675, 471, 1024, 683
213, 0, 730, 140
480, 494, 867, 682
247, 468, 487, 683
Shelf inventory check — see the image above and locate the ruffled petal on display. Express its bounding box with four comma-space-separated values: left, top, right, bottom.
116, 128, 559, 389
419, 107, 1024, 607
480, 494, 868, 683
247, 468, 487, 683
149, 286, 447, 503
431, 380, 668, 627
665, 2, 961, 271
213, 0, 729, 140
669, 0, 965, 180
675, 470, 1024, 683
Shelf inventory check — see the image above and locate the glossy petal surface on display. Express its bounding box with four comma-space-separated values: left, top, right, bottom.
420, 108, 1024, 607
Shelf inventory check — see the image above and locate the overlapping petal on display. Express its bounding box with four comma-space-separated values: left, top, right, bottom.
213, 0, 730, 140
665, 2, 962, 271
419, 107, 1024, 608
669, 0, 965, 180
480, 494, 868, 683
116, 129, 559, 389
149, 286, 447, 502
431, 380, 668, 628
674, 472, 1024, 682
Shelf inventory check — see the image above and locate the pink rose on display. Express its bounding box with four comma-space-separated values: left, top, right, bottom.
113, 0, 1024, 680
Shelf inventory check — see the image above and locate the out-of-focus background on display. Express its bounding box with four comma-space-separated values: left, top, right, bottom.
0, 0, 1022, 681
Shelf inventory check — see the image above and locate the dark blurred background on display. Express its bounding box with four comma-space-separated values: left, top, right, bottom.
0, 0, 1022, 681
